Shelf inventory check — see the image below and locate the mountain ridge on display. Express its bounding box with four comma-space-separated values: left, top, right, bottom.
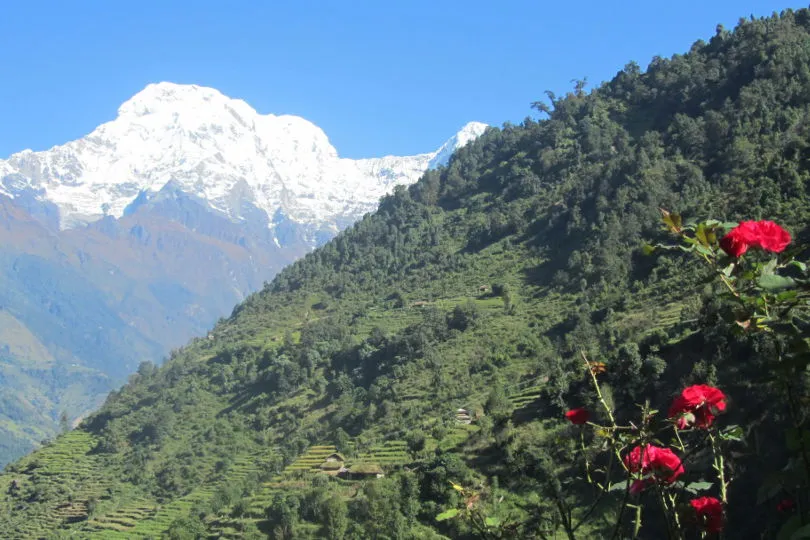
0, 82, 488, 241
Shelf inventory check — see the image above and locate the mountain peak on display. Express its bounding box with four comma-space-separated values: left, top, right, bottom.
117, 82, 235, 116
0, 83, 487, 237
429, 121, 489, 169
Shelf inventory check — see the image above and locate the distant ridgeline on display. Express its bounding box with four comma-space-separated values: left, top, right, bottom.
2, 9, 810, 538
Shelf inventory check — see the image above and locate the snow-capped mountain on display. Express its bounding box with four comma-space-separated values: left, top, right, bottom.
0, 82, 488, 465
0, 82, 488, 240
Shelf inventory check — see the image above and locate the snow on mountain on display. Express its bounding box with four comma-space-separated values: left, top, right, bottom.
0, 83, 488, 235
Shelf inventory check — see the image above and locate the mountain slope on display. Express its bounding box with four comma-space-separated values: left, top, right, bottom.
0, 84, 486, 465
2, 10, 810, 538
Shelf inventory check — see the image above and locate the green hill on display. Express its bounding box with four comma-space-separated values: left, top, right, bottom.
3, 9, 810, 538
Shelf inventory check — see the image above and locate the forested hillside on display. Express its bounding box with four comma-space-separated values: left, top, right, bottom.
2, 9, 810, 538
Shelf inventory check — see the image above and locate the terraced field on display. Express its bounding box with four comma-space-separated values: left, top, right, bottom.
2, 432, 446, 537
509, 385, 543, 410
83, 499, 160, 538
0, 430, 119, 537
354, 440, 410, 466
80, 446, 282, 539
283, 445, 339, 474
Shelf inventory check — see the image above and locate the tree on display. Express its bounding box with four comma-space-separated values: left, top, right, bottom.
59, 412, 70, 433
265, 492, 300, 540
320, 494, 349, 540
166, 516, 207, 539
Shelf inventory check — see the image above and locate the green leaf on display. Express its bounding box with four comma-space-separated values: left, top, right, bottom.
694, 244, 713, 257
758, 274, 796, 291
721, 263, 735, 277
786, 428, 801, 452
608, 480, 628, 492
485, 516, 501, 527
720, 221, 739, 230
791, 524, 810, 539
719, 425, 744, 442
684, 481, 714, 494
661, 211, 682, 233
436, 508, 460, 521
777, 290, 799, 302
778, 515, 801, 540
757, 473, 785, 504
695, 223, 710, 246
761, 258, 778, 276
790, 260, 807, 272
641, 244, 656, 255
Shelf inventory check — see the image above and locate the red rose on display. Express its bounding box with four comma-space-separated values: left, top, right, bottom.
669, 384, 727, 430
565, 407, 589, 425
777, 498, 795, 513
719, 220, 790, 257
648, 446, 685, 483
691, 496, 724, 533
623, 445, 684, 492
753, 220, 791, 253
624, 444, 655, 473
720, 227, 749, 257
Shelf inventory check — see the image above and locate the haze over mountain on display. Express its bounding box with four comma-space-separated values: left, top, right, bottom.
0, 83, 487, 463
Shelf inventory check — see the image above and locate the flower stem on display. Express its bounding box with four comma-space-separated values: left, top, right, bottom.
717, 272, 740, 298
673, 426, 686, 452
582, 351, 616, 426
710, 433, 728, 504
580, 429, 593, 485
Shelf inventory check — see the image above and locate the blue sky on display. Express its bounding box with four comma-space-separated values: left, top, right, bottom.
0, 1, 804, 158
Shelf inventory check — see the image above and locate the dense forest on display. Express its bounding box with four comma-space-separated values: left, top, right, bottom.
2, 9, 810, 538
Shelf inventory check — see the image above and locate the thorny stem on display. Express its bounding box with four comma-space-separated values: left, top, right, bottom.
581, 351, 635, 539
573, 452, 615, 534
610, 483, 633, 540
553, 497, 576, 540
667, 492, 682, 531
632, 504, 643, 538
672, 426, 686, 452
655, 482, 675, 540
717, 272, 740, 298
580, 429, 593, 484
582, 352, 627, 473
585, 422, 635, 432
582, 351, 616, 426
709, 433, 728, 504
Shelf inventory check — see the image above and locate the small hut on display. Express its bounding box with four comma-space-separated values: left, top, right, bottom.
324, 453, 346, 464
455, 408, 472, 425
319, 453, 347, 476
